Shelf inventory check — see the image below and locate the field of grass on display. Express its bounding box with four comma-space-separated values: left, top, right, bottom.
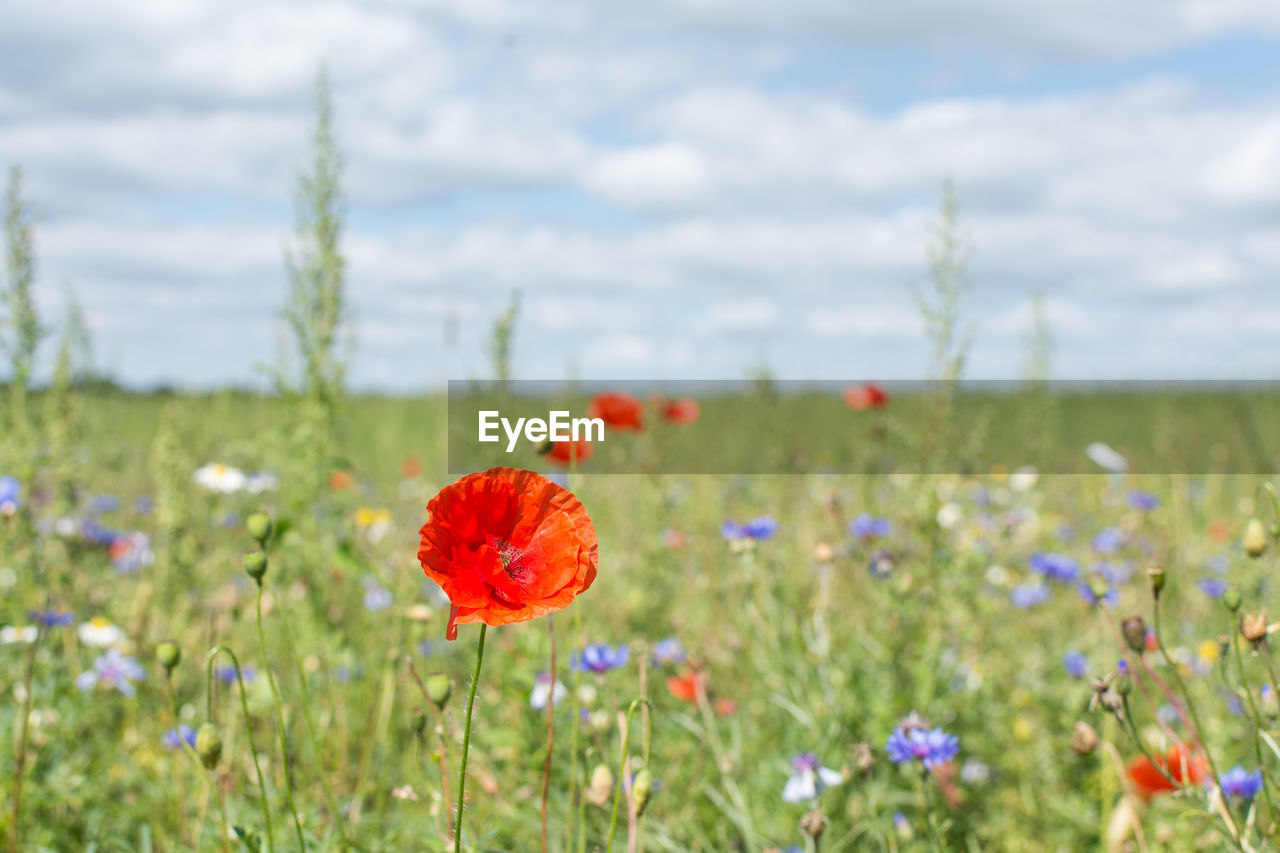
3, 386, 1280, 852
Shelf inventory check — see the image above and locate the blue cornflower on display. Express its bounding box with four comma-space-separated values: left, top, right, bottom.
1063, 650, 1088, 680
1199, 578, 1228, 599
75, 649, 145, 697
163, 725, 197, 749
28, 610, 75, 627
1029, 553, 1079, 583
781, 752, 842, 802
1011, 582, 1052, 608
885, 721, 959, 770
849, 513, 891, 541
216, 665, 256, 685
651, 638, 686, 667
1219, 766, 1264, 801
1092, 527, 1124, 554
571, 643, 630, 674
1128, 490, 1159, 512
89, 494, 120, 513
79, 517, 121, 546
363, 579, 393, 612
721, 516, 778, 541
0, 475, 21, 516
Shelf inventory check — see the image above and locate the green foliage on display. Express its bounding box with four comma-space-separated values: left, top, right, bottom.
488, 290, 521, 391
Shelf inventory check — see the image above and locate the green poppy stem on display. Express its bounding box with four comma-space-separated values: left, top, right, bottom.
455, 623, 488, 853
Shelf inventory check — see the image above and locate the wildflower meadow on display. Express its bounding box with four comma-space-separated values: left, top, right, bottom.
6, 65, 1280, 853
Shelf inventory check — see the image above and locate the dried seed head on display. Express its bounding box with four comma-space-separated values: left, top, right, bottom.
1071, 721, 1099, 755
1121, 616, 1147, 654
800, 810, 829, 839
1242, 610, 1269, 644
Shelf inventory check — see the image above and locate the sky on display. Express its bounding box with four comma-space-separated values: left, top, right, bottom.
2, 1, 1280, 390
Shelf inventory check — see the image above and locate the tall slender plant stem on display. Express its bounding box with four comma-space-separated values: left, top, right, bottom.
455, 623, 488, 853
257, 584, 308, 851
541, 615, 556, 853
207, 646, 277, 853
8, 623, 42, 853
169, 673, 231, 853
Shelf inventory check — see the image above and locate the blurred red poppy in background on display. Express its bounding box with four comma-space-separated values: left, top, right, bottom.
543, 438, 593, 466
328, 470, 354, 490
1126, 743, 1206, 798
418, 467, 598, 640
590, 392, 644, 431
401, 456, 422, 479
667, 670, 707, 703
844, 383, 889, 410
661, 397, 700, 425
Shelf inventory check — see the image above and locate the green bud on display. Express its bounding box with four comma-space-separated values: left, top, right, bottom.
246, 511, 273, 546
1245, 518, 1268, 558
426, 673, 452, 709
195, 722, 222, 770
243, 551, 268, 582
156, 641, 181, 672
1087, 575, 1110, 605
1115, 668, 1132, 696
1224, 588, 1243, 613
632, 768, 655, 817
410, 707, 427, 736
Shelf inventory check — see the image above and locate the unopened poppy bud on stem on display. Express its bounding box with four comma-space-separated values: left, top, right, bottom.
425, 672, 451, 708
1224, 588, 1243, 613
1121, 616, 1147, 654
410, 708, 427, 736
1245, 518, 1268, 558
195, 722, 222, 769
246, 511, 273, 546
156, 641, 180, 672
633, 768, 655, 816
243, 551, 268, 583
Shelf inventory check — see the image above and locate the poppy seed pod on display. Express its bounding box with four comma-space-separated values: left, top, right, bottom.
1121, 616, 1147, 654
633, 768, 655, 817
425, 673, 452, 709
156, 641, 181, 672
243, 551, 268, 582
1148, 566, 1165, 598
1245, 518, 1268, 558
585, 764, 614, 806
246, 511, 273, 545
195, 722, 222, 769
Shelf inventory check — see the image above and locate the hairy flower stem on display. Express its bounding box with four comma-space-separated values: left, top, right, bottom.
1117, 696, 1179, 790
406, 657, 452, 835
273, 581, 350, 848
918, 768, 944, 852
257, 584, 308, 851
169, 673, 231, 853
606, 700, 650, 853
1230, 624, 1276, 822
455, 623, 488, 853
207, 646, 276, 853
541, 615, 556, 853
8, 623, 42, 853
1151, 599, 1241, 847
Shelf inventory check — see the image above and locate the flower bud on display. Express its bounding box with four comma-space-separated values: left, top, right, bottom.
156, 641, 181, 672
1242, 610, 1269, 644
1121, 616, 1147, 654
1148, 566, 1165, 599
1071, 721, 1098, 755
1114, 662, 1132, 696
585, 763, 614, 806
632, 768, 655, 816
243, 551, 268, 582
246, 511, 273, 546
800, 810, 829, 840
1245, 518, 1268, 558
1224, 588, 1243, 613
195, 722, 222, 769
425, 673, 451, 709
409, 707, 427, 736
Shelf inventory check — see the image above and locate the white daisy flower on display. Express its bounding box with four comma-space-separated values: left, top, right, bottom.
77, 617, 124, 647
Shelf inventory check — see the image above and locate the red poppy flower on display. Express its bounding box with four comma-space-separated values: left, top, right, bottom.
543, 438, 593, 467
844, 383, 889, 410
1127, 743, 1206, 798
661, 398, 700, 425
328, 470, 354, 490
666, 670, 707, 703
401, 456, 422, 479
589, 392, 644, 431
418, 467, 598, 641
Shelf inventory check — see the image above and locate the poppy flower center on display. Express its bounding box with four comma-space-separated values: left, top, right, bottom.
494, 539, 527, 579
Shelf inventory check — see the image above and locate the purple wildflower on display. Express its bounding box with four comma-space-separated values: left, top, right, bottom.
1063, 650, 1088, 680
163, 725, 197, 749
1029, 553, 1079, 583
849, 514, 891, 541
782, 752, 842, 802
1219, 766, 1264, 801
1011, 582, 1052, 608
571, 643, 630, 674
651, 637, 686, 667
885, 722, 960, 770
1128, 490, 1159, 512
722, 516, 778, 541
75, 649, 145, 697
